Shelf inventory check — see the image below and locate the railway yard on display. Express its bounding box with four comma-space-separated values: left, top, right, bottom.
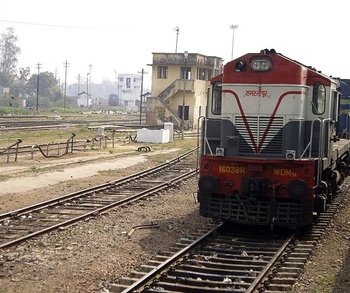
0, 115, 350, 292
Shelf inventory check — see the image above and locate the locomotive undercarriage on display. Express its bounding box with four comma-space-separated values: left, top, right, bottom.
199, 192, 313, 229
314, 155, 350, 214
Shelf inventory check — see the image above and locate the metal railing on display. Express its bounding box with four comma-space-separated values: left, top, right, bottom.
0, 133, 129, 163
0, 138, 22, 163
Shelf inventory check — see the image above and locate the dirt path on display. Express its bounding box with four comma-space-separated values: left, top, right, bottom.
0, 148, 180, 213
0, 155, 147, 195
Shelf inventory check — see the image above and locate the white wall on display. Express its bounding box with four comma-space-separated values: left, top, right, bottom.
137, 128, 170, 143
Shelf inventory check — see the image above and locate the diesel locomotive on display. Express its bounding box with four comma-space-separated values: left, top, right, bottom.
198, 49, 350, 228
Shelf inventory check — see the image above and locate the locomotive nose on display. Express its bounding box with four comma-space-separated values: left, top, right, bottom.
198, 175, 219, 194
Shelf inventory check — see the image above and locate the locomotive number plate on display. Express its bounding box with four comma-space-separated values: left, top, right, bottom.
219, 166, 246, 174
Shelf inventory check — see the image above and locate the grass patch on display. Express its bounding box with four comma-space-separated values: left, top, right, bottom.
29, 166, 40, 172
315, 273, 337, 293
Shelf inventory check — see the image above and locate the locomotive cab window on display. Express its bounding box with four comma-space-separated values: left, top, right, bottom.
312, 82, 326, 114
212, 82, 222, 115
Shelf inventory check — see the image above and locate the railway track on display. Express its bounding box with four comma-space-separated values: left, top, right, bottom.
112, 179, 350, 293
0, 149, 197, 249
0, 117, 142, 131
0, 118, 88, 130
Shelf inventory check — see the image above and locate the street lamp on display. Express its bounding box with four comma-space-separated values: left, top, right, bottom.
86, 73, 89, 108
230, 24, 239, 60
182, 51, 188, 139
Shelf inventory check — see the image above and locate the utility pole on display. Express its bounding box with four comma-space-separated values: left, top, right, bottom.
174, 26, 179, 53
182, 51, 188, 139
138, 69, 148, 124
77, 74, 81, 95
89, 64, 92, 82
89, 64, 93, 106
114, 70, 120, 105
63, 60, 69, 111
54, 68, 58, 82
36, 62, 41, 111
86, 73, 89, 108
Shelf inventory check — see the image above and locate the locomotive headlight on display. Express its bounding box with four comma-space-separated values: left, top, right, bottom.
286, 150, 296, 160
251, 59, 272, 72
287, 179, 308, 199
199, 175, 219, 194
235, 60, 247, 72
216, 148, 225, 156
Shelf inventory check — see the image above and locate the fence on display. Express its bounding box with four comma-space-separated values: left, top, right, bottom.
0, 131, 135, 163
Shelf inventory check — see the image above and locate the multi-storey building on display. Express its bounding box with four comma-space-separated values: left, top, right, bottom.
146, 52, 223, 129
116, 73, 142, 108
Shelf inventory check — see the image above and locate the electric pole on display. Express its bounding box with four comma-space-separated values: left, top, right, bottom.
138, 68, 148, 124
174, 26, 179, 53
63, 61, 69, 111
77, 74, 81, 95
36, 62, 41, 111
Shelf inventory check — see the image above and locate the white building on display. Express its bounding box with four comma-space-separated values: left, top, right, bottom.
116, 74, 142, 109
77, 91, 91, 108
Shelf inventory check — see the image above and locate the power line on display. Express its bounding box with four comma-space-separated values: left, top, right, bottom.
0, 19, 132, 31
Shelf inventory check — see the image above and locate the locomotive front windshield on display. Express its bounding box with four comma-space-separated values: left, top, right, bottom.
212, 82, 222, 115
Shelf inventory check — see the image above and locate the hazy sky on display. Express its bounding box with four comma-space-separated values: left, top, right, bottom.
1, 0, 348, 88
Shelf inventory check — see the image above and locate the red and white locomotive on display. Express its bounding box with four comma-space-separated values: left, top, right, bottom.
198, 49, 350, 228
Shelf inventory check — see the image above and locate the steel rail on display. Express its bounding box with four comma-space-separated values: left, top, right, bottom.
0, 148, 196, 221
117, 226, 294, 293
245, 233, 296, 292
0, 168, 196, 249
113, 177, 350, 293
121, 223, 224, 293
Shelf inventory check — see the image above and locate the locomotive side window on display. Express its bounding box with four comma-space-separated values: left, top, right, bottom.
212, 82, 222, 115
331, 91, 339, 122
312, 82, 326, 114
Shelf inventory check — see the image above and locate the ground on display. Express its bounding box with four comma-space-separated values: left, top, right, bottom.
0, 146, 350, 292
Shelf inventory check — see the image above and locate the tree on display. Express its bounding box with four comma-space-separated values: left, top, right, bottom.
26, 71, 62, 108
0, 27, 21, 86
27, 71, 58, 97
18, 67, 30, 82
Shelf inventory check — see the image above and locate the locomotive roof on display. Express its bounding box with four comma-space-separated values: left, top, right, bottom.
214, 49, 337, 87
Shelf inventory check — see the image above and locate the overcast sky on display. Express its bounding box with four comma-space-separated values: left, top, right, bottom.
1, 0, 348, 88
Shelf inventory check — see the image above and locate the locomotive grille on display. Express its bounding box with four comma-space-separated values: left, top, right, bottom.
234, 116, 284, 155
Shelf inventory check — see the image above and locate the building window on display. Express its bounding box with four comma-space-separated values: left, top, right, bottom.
181, 67, 191, 79
126, 78, 131, 88
157, 66, 168, 79
197, 68, 206, 80
178, 105, 189, 120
